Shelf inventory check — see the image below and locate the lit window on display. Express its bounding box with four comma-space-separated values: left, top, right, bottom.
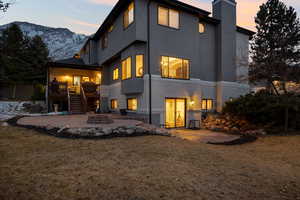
102, 32, 108, 49
158, 6, 179, 29
108, 25, 114, 32
199, 23, 205, 33
111, 99, 118, 109
202, 99, 213, 111
96, 72, 102, 84
124, 2, 134, 28
73, 76, 81, 86
169, 9, 179, 28
113, 68, 119, 80
82, 77, 90, 82
127, 98, 137, 111
160, 56, 189, 79
136, 55, 144, 77
158, 6, 168, 26
122, 57, 132, 80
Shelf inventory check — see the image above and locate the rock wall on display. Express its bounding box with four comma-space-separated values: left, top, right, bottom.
0, 101, 46, 114
202, 113, 266, 136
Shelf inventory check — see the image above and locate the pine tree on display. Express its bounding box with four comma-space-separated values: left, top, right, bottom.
0, 24, 28, 84
250, 0, 300, 93
0, 24, 50, 86
24, 35, 50, 84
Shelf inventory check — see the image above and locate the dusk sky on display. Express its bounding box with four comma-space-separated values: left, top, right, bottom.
1, 0, 300, 35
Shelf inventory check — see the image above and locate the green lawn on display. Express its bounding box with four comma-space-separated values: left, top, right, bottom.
0, 126, 300, 200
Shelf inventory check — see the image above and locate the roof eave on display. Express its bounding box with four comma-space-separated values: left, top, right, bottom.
237, 26, 256, 38
157, 0, 211, 16
47, 61, 101, 71
91, 0, 212, 41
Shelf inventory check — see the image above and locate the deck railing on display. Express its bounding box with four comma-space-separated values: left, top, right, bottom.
80, 85, 88, 113
67, 87, 71, 112
48, 82, 68, 99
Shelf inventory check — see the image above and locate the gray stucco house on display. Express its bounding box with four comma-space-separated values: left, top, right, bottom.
47, 0, 254, 128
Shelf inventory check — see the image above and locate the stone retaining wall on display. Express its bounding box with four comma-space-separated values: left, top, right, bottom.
0, 101, 46, 114
202, 113, 266, 136
65, 123, 171, 138
13, 116, 171, 139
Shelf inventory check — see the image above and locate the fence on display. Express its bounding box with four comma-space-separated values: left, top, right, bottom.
0, 83, 36, 100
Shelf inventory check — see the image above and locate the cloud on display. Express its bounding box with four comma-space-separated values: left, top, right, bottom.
68, 18, 99, 28
64, 18, 99, 34
87, 0, 118, 6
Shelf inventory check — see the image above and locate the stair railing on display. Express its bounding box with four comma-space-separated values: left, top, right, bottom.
67, 87, 71, 112
80, 85, 88, 113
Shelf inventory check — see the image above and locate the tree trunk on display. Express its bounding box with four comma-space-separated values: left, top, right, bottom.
12, 83, 16, 99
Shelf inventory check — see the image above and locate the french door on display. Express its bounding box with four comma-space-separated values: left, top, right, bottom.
165, 98, 186, 128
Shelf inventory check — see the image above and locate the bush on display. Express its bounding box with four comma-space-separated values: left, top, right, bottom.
223, 90, 300, 130
31, 84, 45, 101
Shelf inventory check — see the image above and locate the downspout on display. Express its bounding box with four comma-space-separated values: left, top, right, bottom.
147, 0, 152, 124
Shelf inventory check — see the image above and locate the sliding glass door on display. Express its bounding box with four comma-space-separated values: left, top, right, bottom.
165, 98, 186, 128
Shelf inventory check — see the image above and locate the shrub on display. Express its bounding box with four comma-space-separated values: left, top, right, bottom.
31, 84, 45, 101
223, 90, 300, 130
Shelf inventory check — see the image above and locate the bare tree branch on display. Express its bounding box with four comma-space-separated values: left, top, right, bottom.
0, 0, 15, 12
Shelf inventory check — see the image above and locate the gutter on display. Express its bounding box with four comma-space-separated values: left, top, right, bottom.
147, 0, 152, 124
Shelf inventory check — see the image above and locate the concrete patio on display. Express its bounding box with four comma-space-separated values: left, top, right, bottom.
13, 113, 243, 144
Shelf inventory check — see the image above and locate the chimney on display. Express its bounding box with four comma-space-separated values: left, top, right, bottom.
213, 0, 237, 112
213, 0, 237, 82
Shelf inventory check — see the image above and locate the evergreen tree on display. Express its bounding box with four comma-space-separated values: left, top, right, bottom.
0, 24, 28, 84
24, 35, 50, 84
250, 0, 300, 93
0, 24, 50, 85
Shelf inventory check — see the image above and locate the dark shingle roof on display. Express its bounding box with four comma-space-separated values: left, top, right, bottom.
55, 57, 86, 65
237, 26, 255, 37
48, 57, 101, 70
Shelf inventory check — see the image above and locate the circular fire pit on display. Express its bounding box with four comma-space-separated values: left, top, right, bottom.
87, 115, 114, 124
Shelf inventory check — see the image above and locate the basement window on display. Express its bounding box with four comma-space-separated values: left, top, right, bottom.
202, 99, 213, 111
127, 98, 137, 111
111, 99, 118, 109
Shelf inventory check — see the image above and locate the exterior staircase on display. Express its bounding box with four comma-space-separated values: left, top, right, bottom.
67, 84, 99, 114
69, 94, 83, 114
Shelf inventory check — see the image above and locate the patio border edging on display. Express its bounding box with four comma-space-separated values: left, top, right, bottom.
7, 116, 171, 139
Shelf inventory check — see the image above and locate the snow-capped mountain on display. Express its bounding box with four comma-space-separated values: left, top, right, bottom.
0, 21, 89, 61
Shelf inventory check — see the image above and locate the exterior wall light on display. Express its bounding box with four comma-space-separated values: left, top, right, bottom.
64, 75, 71, 80
190, 100, 195, 106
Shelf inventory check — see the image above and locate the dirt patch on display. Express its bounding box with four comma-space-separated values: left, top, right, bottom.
0, 126, 299, 200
